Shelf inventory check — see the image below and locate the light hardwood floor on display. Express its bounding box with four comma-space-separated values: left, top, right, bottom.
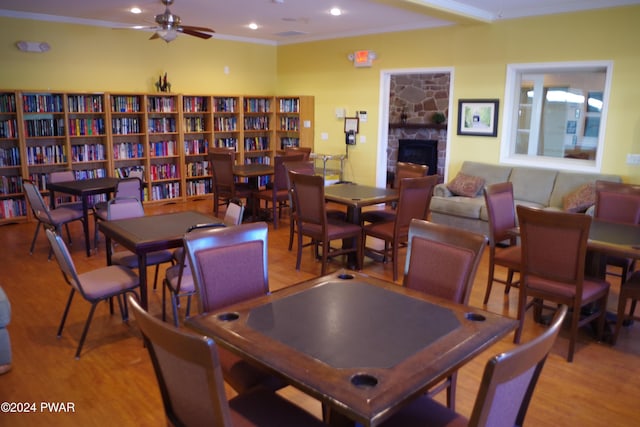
0, 198, 638, 426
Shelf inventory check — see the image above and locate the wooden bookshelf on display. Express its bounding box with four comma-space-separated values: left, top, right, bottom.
3, 90, 314, 221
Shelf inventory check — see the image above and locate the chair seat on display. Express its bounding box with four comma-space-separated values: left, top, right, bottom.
112, 249, 174, 269
41, 207, 84, 224
527, 275, 610, 301
78, 265, 139, 300
379, 394, 467, 427
299, 220, 362, 240
219, 347, 285, 393
164, 263, 195, 294
229, 386, 324, 426
494, 245, 521, 269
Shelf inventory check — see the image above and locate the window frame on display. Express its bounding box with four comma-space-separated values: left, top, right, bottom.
500, 60, 613, 172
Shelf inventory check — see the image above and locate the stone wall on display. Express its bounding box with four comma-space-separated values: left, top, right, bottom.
387, 73, 449, 178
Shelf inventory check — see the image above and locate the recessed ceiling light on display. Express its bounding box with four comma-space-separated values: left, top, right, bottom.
249, 22, 259, 30
130, 7, 142, 14
330, 8, 342, 16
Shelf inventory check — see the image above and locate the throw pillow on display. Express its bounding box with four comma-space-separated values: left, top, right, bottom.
447, 173, 485, 197
563, 182, 596, 213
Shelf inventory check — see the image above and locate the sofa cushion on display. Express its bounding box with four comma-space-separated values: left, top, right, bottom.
548, 171, 621, 209
460, 161, 512, 186
430, 196, 485, 220
447, 172, 485, 197
509, 167, 557, 206
563, 182, 596, 213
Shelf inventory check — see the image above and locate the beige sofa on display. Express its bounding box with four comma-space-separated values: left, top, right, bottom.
429, 161, 621, 235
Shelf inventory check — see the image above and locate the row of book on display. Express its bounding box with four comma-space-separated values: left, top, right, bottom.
24, 118, 65, 137
214, 117, 237, 131
0, 119, 18, 138
278, 98, 300, 113
111, 96, 141, 113
147, 96, 176, 113
22, 94, 64, 113
244, 136, 270, 151
149, 163, 180, 180
214, 98, 237, 113
70, 143, 106, 162
0, 198, 26, 219
278, 116, 300, 131
114, 142, 145, 159
185, 161, 210, 178
68, 118, 106, 136
185, 179, 212, 196
280, 137, 301, 149
0, 94, 16, 113
0, 175, 23, 195
244, 98, 271, 113
183, 97, 208, 113
26, 145, 66, 165
183, 117, 206, 133
67, 95, 103, 113
148, 118, 177, 133
184, 139, 209, 155
244, 116, 270, 131
112, 117, 142, 135
114, 166, 145, 179
0, 147, 20, 167
214, 138, 238, 150
149, 140, 178, 157
150, 182, 180, 200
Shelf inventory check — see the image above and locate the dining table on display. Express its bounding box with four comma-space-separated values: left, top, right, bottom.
585, 218, 640, 278
185, 271, 517, 427
47, 176, 120, 257
98, 210, 221, 309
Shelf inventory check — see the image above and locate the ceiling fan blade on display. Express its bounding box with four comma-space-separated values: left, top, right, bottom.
181, 25, 215, 33
179, 28, 213, 39
149, 32, 160, 40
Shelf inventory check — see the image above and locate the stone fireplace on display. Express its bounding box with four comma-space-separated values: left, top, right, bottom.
398, 139, 439, 175
387, 72, 449, 183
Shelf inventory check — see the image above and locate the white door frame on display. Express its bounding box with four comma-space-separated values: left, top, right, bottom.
376, 67, 455, 187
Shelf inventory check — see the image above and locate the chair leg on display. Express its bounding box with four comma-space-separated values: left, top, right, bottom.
392, 240, 399, 282
483, 263, 496, 305
295, 232, 303, 270
162, 279, 168, 322
288, 219, 295, 251
152, 265, 160, 290
57, 289, 76, 337
171, 294, 180, 327
29, 222, 42, 255
446, 372, 457, 411
321, 240, 329, 275
567, 304, 581, 362
64, 223, 73, 244
504, 269, 516, 294
75, 303, 98, 359
185, 295, 192, 319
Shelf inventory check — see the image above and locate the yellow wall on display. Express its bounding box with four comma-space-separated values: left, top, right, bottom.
2, 6, 640, 183
0, 18, 277, 94
276, 6, 640, 183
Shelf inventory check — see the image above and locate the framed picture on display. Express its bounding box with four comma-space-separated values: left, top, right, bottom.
344, 117, 359, 133
457, 99, 499, 137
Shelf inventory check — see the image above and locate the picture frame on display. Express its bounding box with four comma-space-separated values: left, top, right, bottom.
344, 117, 359, 133
457, 99, 499, 137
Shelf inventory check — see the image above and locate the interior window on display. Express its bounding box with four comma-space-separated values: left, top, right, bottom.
501, 61, 612, 172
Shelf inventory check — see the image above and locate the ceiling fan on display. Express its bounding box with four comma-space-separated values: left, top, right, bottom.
145, 0, 215, 42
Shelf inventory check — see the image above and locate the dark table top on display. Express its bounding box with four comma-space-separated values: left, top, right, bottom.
588, 218, 640, 259
233, 164, 274, 177
46, 177, 120, 196
324, 183, 398, 208
186, 271, 516, 426
98, 210, 221, 254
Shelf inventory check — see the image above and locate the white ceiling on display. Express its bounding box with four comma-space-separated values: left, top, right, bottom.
1, 0, 638, 45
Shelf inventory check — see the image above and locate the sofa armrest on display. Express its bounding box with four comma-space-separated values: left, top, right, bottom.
434, 183, 453, 197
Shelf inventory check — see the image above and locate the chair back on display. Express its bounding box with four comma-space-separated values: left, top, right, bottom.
468, 305, 567, 427
184, 222, 269, 313
595, 180, 640, 224
128, 167, 145, 180
223, 201, 244, 226
45, 229, 89, 300
107, 198, 145, 220
517, 206, 591, 286
114, 177, 144, 202
284, 146, 312, 160
49, 170, 75, 184
272, 154, 304, 192
393, 162, 428, 188
289, 171, 326, 227
209, 150, 236, 190
484, 182, 517, 245
127, 295, 232, 426
23, 180, 53, 222
403, 219, 487, 304
394, 175, 439, 238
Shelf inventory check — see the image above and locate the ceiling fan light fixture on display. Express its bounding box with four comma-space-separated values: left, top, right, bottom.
157, 29, 178, 42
